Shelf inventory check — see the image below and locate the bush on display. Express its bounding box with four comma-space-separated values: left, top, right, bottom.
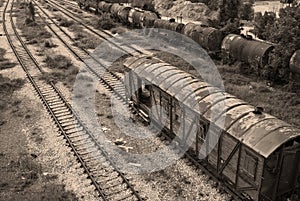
44, 54, 72, 69
97, 13, 117, 30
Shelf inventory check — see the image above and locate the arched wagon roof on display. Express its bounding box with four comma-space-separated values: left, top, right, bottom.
124, 56, 300, 158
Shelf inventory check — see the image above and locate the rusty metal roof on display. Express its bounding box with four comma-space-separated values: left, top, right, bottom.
124, 56, 300, 158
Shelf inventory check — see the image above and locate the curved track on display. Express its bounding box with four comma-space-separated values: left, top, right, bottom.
41, 0, 151, 56
32, 1, 248, 200
3, 0, 143, 200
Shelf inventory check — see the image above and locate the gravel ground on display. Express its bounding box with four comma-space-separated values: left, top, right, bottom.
0, 0, 100, 200
93, 83, 233, 201
2, 0, 298, 200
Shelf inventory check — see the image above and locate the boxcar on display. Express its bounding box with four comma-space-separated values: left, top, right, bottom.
124, 55, 300, 201
290, 50, 300, 81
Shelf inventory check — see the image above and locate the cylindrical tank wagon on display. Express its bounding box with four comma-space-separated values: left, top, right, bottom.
153, 19, 185, 33
128, 9, 144, 28
222, 34, 274, 74
117, 6, 132, 24
182, 23, 223, 52
98, 1, 112, 13
110, 3, 124, 18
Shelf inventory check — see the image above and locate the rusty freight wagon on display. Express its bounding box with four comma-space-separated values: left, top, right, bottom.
124, 55, 300, 201
221, 34, 274, 74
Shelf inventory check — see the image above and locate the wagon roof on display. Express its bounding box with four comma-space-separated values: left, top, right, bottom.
125, 56, 300, 158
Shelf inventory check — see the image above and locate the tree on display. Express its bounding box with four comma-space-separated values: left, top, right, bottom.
239, 2, 254, 21
219, 0, 240, 24
267, 4, 300, 81
253, 11, 276, 40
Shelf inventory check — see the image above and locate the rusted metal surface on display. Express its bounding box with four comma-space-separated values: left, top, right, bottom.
142, 11, 158, 27
290, 50, 300, 74
117, 6, 131, 24
110, 3, 124, 17
222, 34, 274, 67
182, 22, 198, 36
98, 1, 112, 12
128, 9, 144, 26
153, 19, 184, 33
124, 56, 300, 158
190, 25, 223, 51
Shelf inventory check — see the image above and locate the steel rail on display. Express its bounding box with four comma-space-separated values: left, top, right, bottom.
3, 1, 143, 200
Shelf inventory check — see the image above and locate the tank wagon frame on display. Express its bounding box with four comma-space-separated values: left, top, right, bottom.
124, 56, 300, 201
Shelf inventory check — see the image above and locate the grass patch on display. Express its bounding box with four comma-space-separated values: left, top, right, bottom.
14, 1, 51, 44
0, 48, 6, 61
0, 75, 25, 110
0, 48, 17, 70
44, 54, 72, 69
16, 16, 51, 43
41, 54, 78, 88
73, 31, 102, 49
0, 75, 24, 94
55, 14, 74, 27
43, 39, 57, 48
219, 64, 300, 128
59, 19, 74, 27
69, 23, 83, 33
90, 13, 117, 30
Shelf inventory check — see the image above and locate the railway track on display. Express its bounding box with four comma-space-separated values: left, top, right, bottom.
33, 0, 130, 101
4, 0, 143, 200
31, 1, 245, 200
6, 0, 254, 200
34, 0, 156, 102
40, 0, 151, 56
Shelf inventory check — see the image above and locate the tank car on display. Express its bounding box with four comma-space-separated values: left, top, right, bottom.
153, 19, 185, 33
190, 25, 222, 52
182, 23, 222, 52
89, 0, 100, 13
110, 3, 124, 18
117, 6, 132, 24
124, 55, 300, 201
98, 1, 112, 13
290, 50, 300, 81
142, 11, 159, 28
128, 9, 144, 28
222, 34, 274, 74
182, 22, 198, 36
